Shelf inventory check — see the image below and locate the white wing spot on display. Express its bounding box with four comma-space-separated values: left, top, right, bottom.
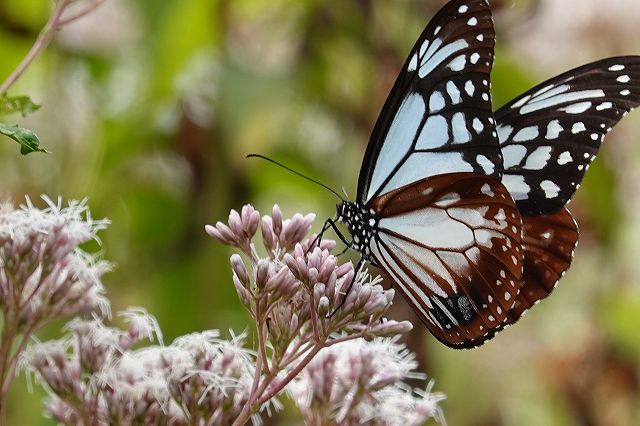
512, 94, 531, 109
481, 183, 494, 196
590, 133, 599, 141
497, 124, 514, 143
596, 102, 613, 111
545, 120, 563, 139
557, 151, 573, 165
470, 52, 480, 64
540, 180, 561, 198
447, 81, 461, 104
609, 64, 625, 71
452, 112, 471, 144
621, 89, 631, 96
408, 53, 418, 72
419, 39, 430, 57
513, 126, 540, 142
502, 175, 531, 201
476, 154, 495, 174
458, 5, 469, 13
417, 115, 449, 149
477, 34, 484, 42
465, 80, 476, 97
524, 146, 552, 170
505, 291, 511, 301
429, 91, 446, 113
617, 75, 631, 83
473, 117, 484, 134
520, 88, 604, 114
468, 17, 478, 26
449, 55, 467, 71
482, 93, 489, 101
571, 122, 586, 134
560, 102, 592, 114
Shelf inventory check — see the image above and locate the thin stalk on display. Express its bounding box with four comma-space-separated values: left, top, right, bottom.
57, 0, 107, 26
256, 344, 323, 406
0, 0, 71, 94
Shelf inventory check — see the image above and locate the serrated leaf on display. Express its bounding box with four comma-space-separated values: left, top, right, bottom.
0, 123, 48, 155
0, 94, 40, 117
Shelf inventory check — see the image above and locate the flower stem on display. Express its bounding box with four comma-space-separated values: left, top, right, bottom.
0, 313, 16, 426
0, 0, 71, 94
256, 344, 323, 406
58, 0, 107, 26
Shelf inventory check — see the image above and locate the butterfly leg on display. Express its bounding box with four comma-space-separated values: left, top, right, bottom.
326, 256, 365, 318
308, 217, 353, 253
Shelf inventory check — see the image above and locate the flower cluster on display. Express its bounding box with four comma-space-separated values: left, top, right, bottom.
0, 196, 110, 415
0, 196, 111, 322
207, 204, 442, 425
15, 203, 445, 425
290, 337, 446, 425
22, 310, 265, 425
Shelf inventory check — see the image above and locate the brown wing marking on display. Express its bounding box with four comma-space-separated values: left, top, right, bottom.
368, 172, 523, 348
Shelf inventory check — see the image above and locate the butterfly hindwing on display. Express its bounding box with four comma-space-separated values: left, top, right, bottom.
358, 0, 502, 205
367, 173, 523, 348
496, 56, 640, 214
507, 207, 579, 322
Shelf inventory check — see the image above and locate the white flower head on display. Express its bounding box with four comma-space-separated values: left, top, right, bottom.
289, 337, 445, 426
0, 196, 112, 330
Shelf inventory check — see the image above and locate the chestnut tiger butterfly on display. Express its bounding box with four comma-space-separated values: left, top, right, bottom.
306, 0, 640, 349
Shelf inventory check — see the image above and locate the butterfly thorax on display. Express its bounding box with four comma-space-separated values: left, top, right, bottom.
336, 201, 378, 259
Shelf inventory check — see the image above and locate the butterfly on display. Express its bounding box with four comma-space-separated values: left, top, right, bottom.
496, 57, 640, 322
321, 0, 640, 348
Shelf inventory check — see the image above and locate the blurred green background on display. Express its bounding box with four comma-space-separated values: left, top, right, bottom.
2, 0, 640, 424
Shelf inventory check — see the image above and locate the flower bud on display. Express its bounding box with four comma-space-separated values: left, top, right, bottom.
255, 259, 270, 290
230, 254, 250, 287
317, 296, 330, 316
260, 216, 275, 251
228, 210, 243, 235
233, 274, 252, 307
272, 205, 283, 236
313, 282, 326, 303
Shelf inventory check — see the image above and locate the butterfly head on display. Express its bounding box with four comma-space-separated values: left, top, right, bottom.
336, 201, 376, 258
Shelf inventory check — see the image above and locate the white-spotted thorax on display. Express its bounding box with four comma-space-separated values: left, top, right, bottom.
336, 202, 378, 259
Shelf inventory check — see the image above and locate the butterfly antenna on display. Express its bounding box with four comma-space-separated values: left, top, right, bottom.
247, 154, 345, 202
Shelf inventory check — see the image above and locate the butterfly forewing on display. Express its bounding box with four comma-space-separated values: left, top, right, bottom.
507, 207, 579, 322
367, 173, 523, 348
495, 56, 640, 214
358, 0, 502, 205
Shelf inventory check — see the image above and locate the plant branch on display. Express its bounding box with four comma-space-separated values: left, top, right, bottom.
256, 344, 323, 406
0, 0, 70, 94
58, 0, 107, 26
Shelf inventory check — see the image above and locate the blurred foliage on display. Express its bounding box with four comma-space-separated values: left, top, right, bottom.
0, 123, 46, 154
0, 94, 40, 117
2, 0, 640, 424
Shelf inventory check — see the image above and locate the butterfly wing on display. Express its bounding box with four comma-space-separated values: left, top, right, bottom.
357, 0, 502, 206
495, 56, 640, 215
368, 173, 523, 348
504, 208, 579, 322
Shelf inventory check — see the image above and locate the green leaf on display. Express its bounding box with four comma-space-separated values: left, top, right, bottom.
0, 123, 48, 155
0, 94, 40, 117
